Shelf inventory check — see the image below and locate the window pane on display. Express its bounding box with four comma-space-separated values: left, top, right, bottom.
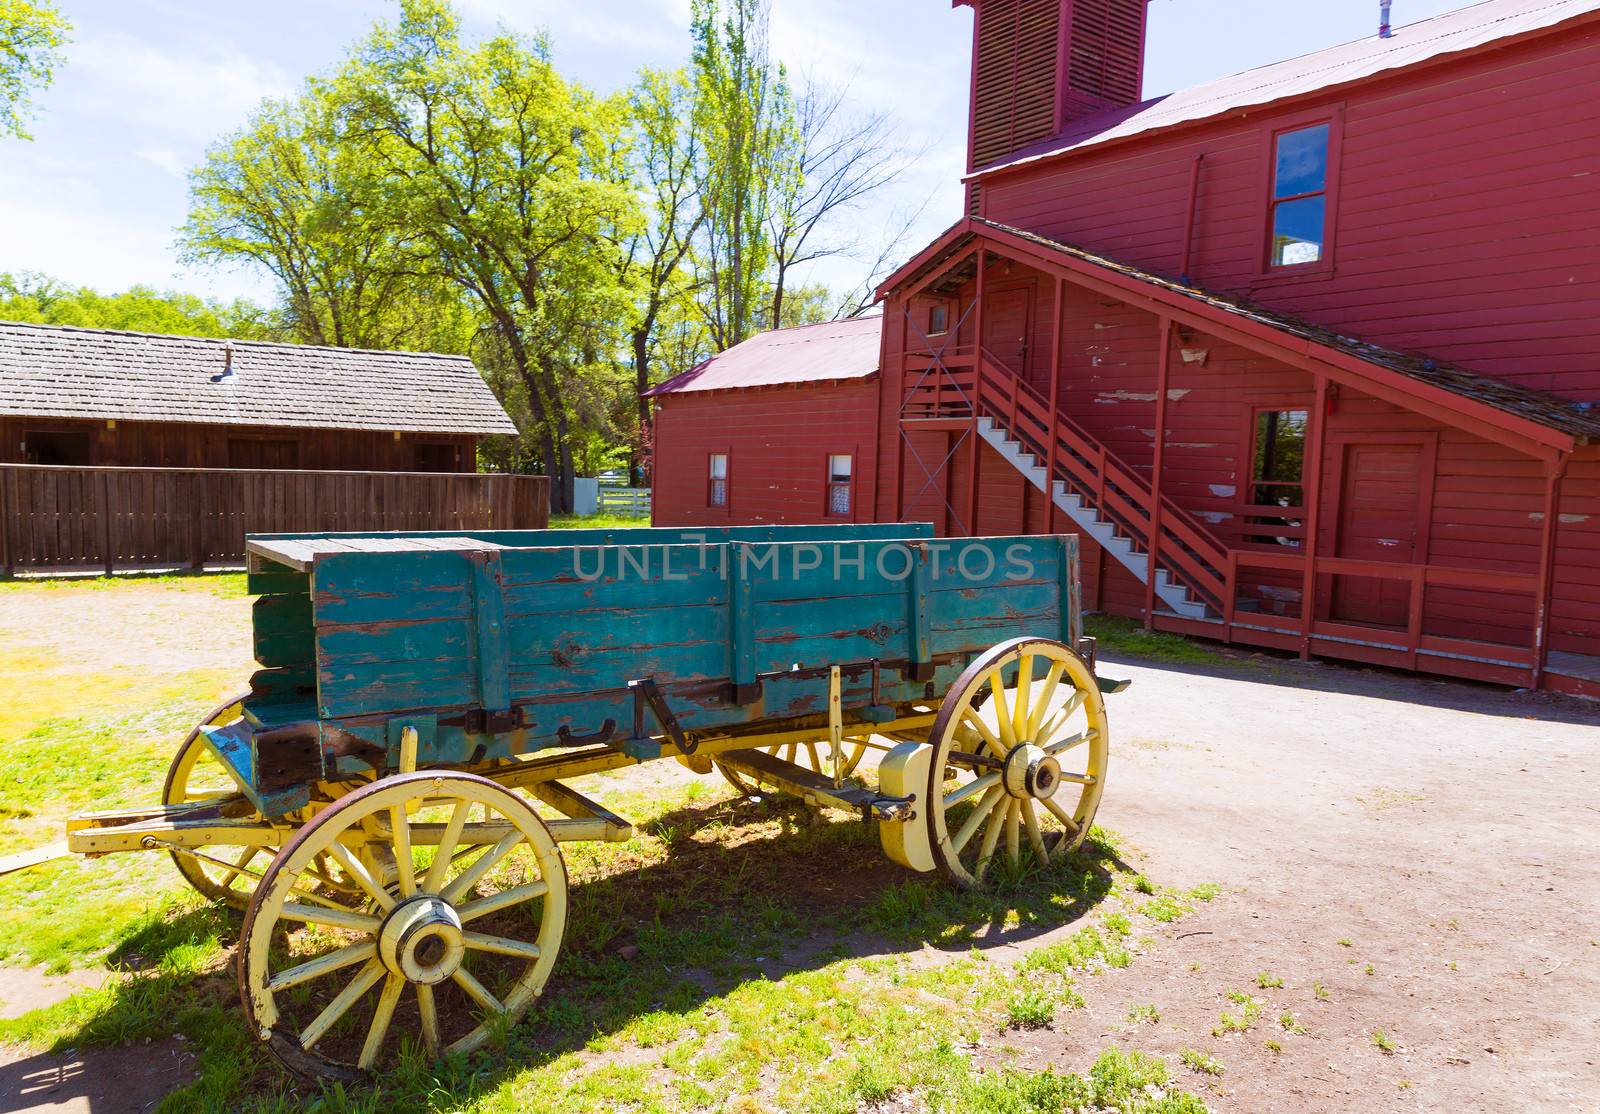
1274, 124, 1329, 198
930, 305, 948, 334
710, 478, 727, 506
829, 483, 851, 515
828, 454, 852, 482
1252, 410, 1308, 489
709, 454, 727, 480
1271, 196, 1325, 266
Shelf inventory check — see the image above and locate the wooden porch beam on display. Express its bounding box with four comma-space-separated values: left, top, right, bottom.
1299, 375, 1332, 658
966, 252, 987, 535
1532, 457, 1568, 689
1144, 317, 1173, 630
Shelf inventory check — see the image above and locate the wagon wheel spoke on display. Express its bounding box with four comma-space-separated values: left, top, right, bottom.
959, 707, 1003, 757
1010, 653, 1034, 745
1024, 660, 1067, 740
1021, 799, 1050, 864
986, 669, 1017, 751
242, 773, 568, 1079
950, 785, 1006, 853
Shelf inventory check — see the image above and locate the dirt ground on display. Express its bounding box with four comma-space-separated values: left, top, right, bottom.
1007, 651, 1600, 1112
2, 579, 1597, 1111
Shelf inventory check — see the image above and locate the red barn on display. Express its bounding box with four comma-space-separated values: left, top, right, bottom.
650, 0, 1600, 696
648, 315, 884, 525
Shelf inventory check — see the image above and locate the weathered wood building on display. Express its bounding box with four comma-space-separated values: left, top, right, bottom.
0, 321, 516, 471
0, 321, 544, 574
648, 0, 1600, 696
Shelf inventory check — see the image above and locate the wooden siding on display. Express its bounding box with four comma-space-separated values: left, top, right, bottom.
0, 464, 547, 574
651, 380, 882, 528
0, 415, 478, 473
981, 24, 1600, 399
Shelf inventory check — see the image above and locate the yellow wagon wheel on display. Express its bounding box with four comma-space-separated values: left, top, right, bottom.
162, 690, 258, 907
163, 695, 365, 910
925, 637, 1108, 888
239, 771, 568, 1081
716, 736, 873, 797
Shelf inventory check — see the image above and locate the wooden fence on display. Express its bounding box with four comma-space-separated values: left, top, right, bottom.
598, 486, 652, 518
0, 464, 549, 575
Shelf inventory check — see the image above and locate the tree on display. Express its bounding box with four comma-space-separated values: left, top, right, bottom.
0, 0, 68, 139
335, 0, 642, 511
621, 67, 709, 481
766, 81, 911, 331
690, 0, 797, 351
181, 89, 474, 354
0, 271, 275, 338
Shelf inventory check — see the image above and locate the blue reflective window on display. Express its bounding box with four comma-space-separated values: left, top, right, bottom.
1269, 124, 1331, 268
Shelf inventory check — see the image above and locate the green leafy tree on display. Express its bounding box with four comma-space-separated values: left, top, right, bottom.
0, 0, 68, 139
0, 271, 275, 338
335, 0, 641, 509
690, 0, 797, 350
181, 89, 474, 354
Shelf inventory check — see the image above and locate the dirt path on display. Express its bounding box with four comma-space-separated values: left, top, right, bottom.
1006, 654, 1600, 1112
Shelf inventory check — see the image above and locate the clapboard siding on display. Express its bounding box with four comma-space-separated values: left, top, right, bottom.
982, 26, 1600, 399
651, 379, 882, 528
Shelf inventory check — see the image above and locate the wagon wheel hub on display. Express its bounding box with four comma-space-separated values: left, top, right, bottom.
1002, 743, 1060, 801
379, 895, 465, 985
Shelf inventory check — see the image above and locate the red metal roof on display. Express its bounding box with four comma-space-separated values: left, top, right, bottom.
973, 0, 1600, 177
644, 315, 883, 396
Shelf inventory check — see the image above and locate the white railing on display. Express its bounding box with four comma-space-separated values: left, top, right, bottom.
598, 486, 652, 518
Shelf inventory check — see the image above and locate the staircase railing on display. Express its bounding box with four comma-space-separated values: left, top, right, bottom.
971, 348, 1232, 614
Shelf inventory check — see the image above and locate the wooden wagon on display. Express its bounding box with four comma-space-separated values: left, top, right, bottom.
65, 524, 1124, 1079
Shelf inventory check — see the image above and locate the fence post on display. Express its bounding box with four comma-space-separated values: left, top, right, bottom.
98, 470, 114, 576
0, 467, 12, 578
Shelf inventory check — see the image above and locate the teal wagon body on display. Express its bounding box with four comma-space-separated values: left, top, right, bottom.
230, 523, 1084, 816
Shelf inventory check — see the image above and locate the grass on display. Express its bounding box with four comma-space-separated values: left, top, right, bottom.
548, 512, 655, 530
1279, 1011, 1306, 1034
1083, 615, 1223, 665
1213, 990, 1263, 1036
0, 572, 1230, 1112
1371, 1030, 1398, 1054
1127, 1003, 1161, 1025
1179, 1048, 1224, 1077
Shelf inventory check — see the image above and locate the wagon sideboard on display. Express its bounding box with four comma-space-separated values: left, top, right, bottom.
232, 524, 1083, 811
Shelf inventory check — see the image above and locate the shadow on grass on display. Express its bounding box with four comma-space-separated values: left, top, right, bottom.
6, 790, 1132, 1111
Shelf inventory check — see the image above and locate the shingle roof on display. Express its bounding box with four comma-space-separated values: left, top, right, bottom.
973, 220, 1600, 444
974, 0, 1600, 176
0, 321, 519, 435
645, 316, 882, 397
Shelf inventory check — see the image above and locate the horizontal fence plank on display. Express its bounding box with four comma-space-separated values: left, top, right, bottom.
0, 464, 549, 574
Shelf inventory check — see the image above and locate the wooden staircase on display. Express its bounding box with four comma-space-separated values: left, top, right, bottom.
904, 348, 1234, 621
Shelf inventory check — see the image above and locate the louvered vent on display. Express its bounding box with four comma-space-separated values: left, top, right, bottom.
970, 0, 1061, 169
1065, 0, 1146, 111
966, 181, 983, 216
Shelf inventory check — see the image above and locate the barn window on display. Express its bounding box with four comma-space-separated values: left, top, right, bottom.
22, 429, 90, 465
929, 304, 949, 336
826, 454, 853, 516
708, 452, 729, 507
1268, 124, 1330, 267
1247, 409, 1308, 546
413, 442, 458, 472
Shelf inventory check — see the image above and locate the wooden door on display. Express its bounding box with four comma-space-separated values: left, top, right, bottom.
1331, 442, 1422, 627
983, 286, 1033, 381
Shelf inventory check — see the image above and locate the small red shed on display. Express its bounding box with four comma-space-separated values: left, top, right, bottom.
646, 316, 884, 526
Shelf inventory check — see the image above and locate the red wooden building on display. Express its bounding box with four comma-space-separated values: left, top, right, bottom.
648, 315, 884, 525
650, 0, 1600, 696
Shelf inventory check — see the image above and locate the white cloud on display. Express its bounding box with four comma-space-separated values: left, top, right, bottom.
66, 29, 296, 138
135, 147, 187, 177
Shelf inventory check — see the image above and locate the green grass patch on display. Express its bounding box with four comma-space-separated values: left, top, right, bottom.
1178, 1047, 1224, 1077
1083, 615, 1222, 665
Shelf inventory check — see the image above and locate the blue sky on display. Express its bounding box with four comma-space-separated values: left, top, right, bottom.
1, 0, 1480, 306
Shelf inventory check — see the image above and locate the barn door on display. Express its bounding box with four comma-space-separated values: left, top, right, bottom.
983, 286, 1035, 384
1330, 442, 1424, 628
